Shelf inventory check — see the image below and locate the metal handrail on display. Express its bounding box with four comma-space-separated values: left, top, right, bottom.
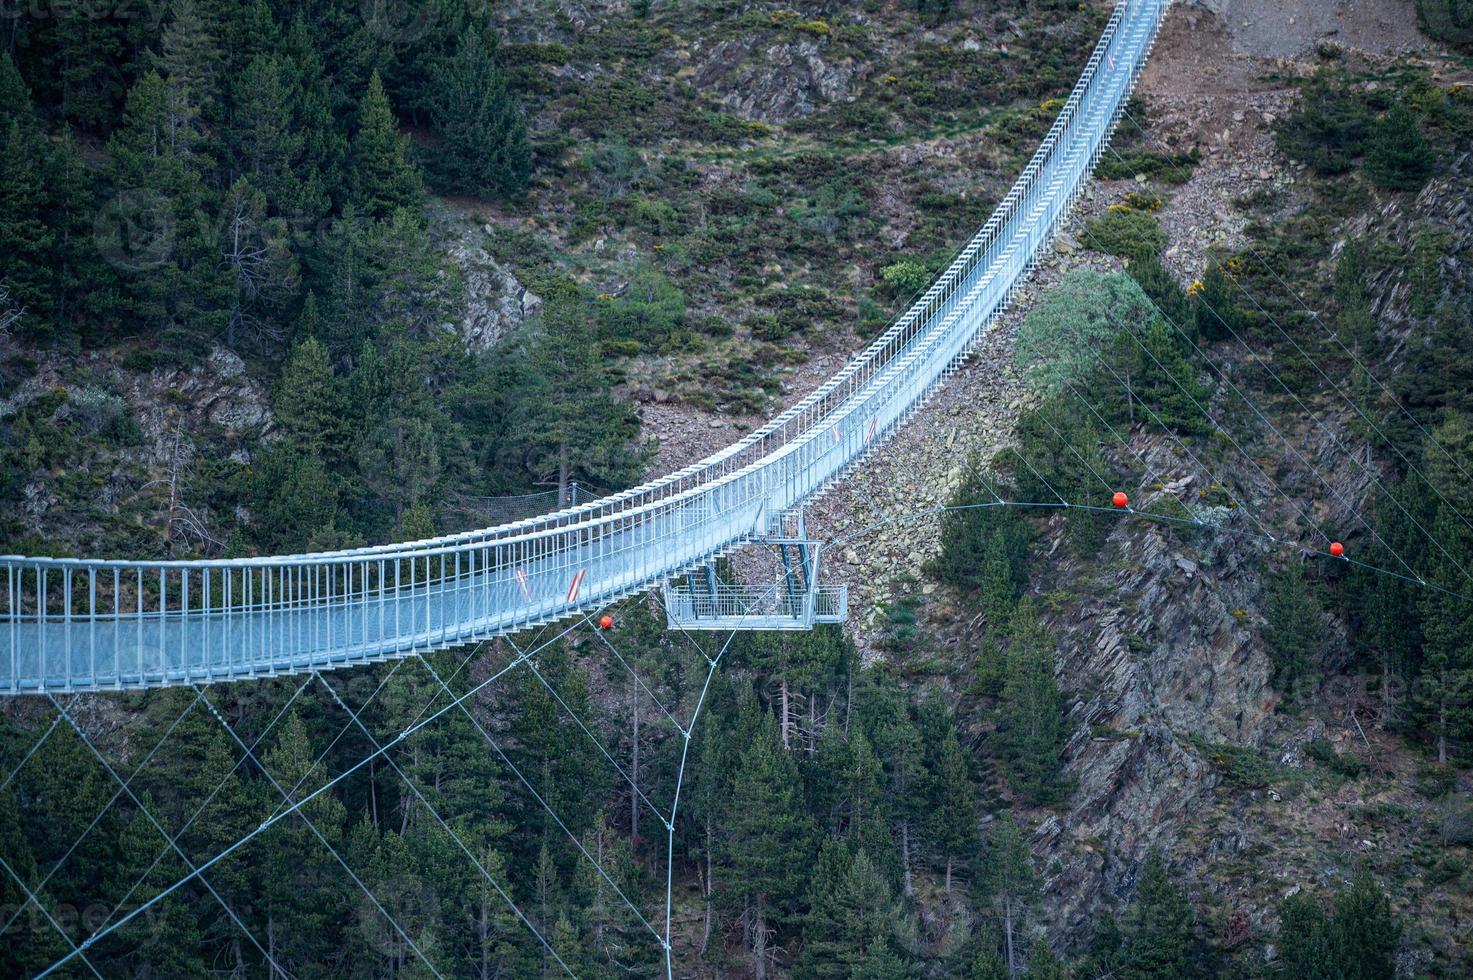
1, 0, 1170, 692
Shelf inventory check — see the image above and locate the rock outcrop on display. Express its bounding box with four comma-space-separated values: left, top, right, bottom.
448, 226, 544, 353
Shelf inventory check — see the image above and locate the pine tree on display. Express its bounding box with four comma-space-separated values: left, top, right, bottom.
257, 712, 352, 974
428, 32, 532, 198
996, 601, 1068, 805
1265, 562, 1323, 704
721, 712, 812, 979
1129, 317, 1211, 435
0, 55, 34, 129
1122, 851, 1201, 980
1021, 937, 1067, 980
797, 846, 912, 979
1334, 240, 1378, 351
352, 71, 423, 220
1365, 104, 1434, 192
1278, 864, 1399, 980
153, 0, 222, 132
796, 838, 854, 979
224, 55, 306, 198
105, 71, 231, 341
1128, 252, 1192, 331
979, 813, 1038, 980
1192, 261, 1245, 343
276, 335, 348, 461
1415, 415, 1473, 763
0, 118, 56, 328
1329, 864, 1400, 980
44, 3, 134, 129
251, 445, 340, 550
917, 692, 978, 892
524, 284, 648, 496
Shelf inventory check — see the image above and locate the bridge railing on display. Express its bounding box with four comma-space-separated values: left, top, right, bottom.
1, 0, 1168, 692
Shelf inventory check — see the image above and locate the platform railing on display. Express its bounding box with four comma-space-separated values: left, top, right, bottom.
0, 0, 1169, 693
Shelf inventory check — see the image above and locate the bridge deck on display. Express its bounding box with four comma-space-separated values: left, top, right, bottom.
0, 0, 1170, 693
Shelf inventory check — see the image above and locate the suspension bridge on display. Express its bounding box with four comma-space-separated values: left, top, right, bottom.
2, 0, 1169, 695
14, 2, 1473, 977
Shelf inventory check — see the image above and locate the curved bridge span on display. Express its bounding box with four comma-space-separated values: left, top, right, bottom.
2, 0, 1170, 694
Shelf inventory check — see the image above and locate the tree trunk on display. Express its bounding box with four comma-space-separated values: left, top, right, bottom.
751, 896, 769, 980
780, 677, 790, 750
946, 855, 953, 894
1003, 899, 1017, 979
558, 442, 571, 502
808, 693, 818, 756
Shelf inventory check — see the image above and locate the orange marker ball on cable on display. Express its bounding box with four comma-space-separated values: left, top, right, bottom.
1112, 491, 1129, 508
599, 614, 614, 630
1329, 541, 1344, 557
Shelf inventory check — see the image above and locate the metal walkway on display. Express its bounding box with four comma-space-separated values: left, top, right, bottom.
0, 0, 1171, 693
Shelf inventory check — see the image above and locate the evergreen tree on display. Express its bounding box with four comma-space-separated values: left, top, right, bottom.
523, 283, 649, 496
105, 70, 231, 341
1265, 562, 1323, 704
797, 846, 912, 979
1278, 864, 1399, 980
276, 336, 349, 464
917, 693, 978, 892
1122, 851, 1201, 980
1417, 416, 1473, 763
996, 601, 1069, 805
1021, 937, 1068, 980
1365, 104, 1434, 192
721, 711, 812, 979
1125, 317, 1211, 435
1127, 251, 1192, 331
0, 54, 34, 129
153, 0, 222, 139
258, 712, 352, 975
1192, 261, 1245, 343
979, 813, 1038, 980
0, 119, 56, 328
251, 445, 340, 550
1334, 239, 1378, 351
352, 71, 423, 220
43, 3, 135, 129
796, 838, 854, 979
1329, 864, 1400, 980
224, 53, 310, 214
428, 32, 532, 198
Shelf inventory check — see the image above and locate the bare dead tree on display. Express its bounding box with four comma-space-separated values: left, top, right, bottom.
0, 281, 24, 338
220, 181, 297, 348
139, 420, 223, 553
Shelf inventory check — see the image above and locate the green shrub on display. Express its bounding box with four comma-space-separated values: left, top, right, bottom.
1306, 737, 1368, 778
1275, 72, 1371, 175
1095, 147, 1198, 183
880, 259, 932, 298
1365, 104, 1435, 191
1083, 207, 1167, 259
1193, 737, 1276, 788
